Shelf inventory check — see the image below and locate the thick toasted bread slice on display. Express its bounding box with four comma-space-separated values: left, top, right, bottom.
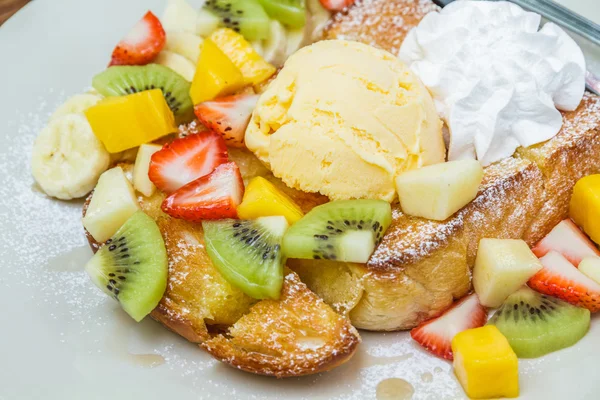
83, 160, 359, 377
203, 269, 360, 377
299, 0, 600, 331
517, 94, 600, 244
323, 0, 438, 55
291, 94, 600, 331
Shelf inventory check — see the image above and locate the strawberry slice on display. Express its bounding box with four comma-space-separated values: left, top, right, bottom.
194, 94, 259, 148
410, 294, 487, 360
162, 162, 244, 221
319, 0, 356, 11
149, 132, 228, 194
532, 219, 600, 266
529, 251, 600, 312
110, 11, 166, 66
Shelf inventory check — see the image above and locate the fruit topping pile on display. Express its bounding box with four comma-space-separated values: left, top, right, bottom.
409, 193, 600, 398
28, 1, 600, 398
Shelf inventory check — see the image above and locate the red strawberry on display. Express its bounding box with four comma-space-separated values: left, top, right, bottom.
149, 132, 228, 194
410, 294, 487, 360
532, 219, 600, 266
319, 0, 355, 11
162, 162, 244, 221
110, 11, 166, 66
194, 94, 259, 148
529, 251, 600, 312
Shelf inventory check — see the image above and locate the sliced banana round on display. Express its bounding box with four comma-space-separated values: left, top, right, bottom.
306, 0, 332, 42
262, 20, 288, 67
31, 114, 110, 200
285, 26, 306, 59
50, 93, 103, 121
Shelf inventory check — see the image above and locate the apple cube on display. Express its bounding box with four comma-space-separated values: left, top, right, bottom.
395, 159, 483, 221
83, 167, 140, 243
133, 144, 163, 197
578, 257, 600, 284
532, 219, 600, 266
473, 238, 542, 308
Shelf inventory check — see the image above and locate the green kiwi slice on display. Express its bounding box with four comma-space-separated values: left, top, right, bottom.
488, 286, 590, 358
257, 0, 306, 28
202, 216, 288, 300
84, 211, 168, 322
204, 0, 271, 41
282, 200, 393, 263
92, 64, 194, 123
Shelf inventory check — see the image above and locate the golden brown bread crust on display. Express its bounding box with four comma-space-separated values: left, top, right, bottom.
323, 0, 438, 55
517, 94, 600, 244
83, 165, 359, 377
82, 1, 600, 377
202, 270, 360, 377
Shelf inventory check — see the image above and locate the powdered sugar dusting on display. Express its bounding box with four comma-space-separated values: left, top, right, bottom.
324, 0, 439, 56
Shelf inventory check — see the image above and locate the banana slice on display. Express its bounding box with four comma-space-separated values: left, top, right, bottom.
154, 51, 196, 82
306, 0, 331, 42
285, 26, 305, 58
31, 114, 110, 200
165, 31, 203, 63
262, 21, 288, 67
51, 93, 103, 121
162, 0, 198, 34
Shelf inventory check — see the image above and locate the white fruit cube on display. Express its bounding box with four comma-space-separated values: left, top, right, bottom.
165, 31, 203, 62
83, 167, 140, 243
161, 0, 199, 34
395, 159, 483, 221
578, 257, 600, 284
133, 144, 162, 197
473, 239, 543, 308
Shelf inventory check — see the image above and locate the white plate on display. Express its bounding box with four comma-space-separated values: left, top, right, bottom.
0, 1, 599, 399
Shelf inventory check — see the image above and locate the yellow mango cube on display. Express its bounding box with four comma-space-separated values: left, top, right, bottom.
209, 28, 276, 86
85, 89, 176, 153
237, 176, 304, 225
570, 174, 600, 244
190, 38, 245, 104
451, 325, 519, 399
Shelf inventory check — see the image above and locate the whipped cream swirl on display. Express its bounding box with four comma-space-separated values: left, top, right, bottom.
399, 1, 586, 165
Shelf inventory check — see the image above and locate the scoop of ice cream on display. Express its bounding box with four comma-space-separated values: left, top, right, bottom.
245, 40, 445, 202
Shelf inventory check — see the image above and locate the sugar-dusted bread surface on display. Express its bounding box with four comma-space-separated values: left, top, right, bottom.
323, 0, 439, 55
83, 161, 359, 378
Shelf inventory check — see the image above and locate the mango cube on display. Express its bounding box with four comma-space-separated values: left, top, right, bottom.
237, 176, 304, 224
452, 325, 519, 399
473, 239, 543, 307
209, 28, 276, 86
85, 89, 176, 153
570, 174, 600, 244
190, 38, 245, 104
395, 159, 483, 221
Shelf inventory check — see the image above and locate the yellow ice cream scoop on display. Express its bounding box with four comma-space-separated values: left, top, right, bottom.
245, 40, 445, 202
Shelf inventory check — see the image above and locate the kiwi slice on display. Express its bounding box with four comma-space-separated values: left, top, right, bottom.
92, 64, 193, 123
282, 200, 393, 263
488, 286, 590, 358
202, 216, 288, 300
204, 0, 271, 41
257, 0, 306, 28
84, 211, 168, 322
